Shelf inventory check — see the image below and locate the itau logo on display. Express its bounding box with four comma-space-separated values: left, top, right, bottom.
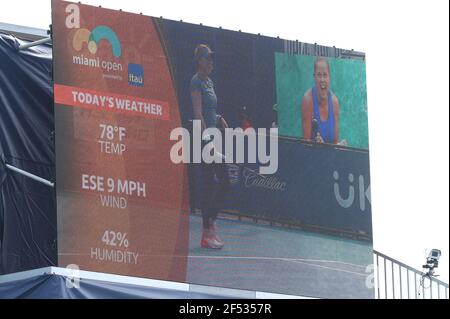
128, 63, 144, 87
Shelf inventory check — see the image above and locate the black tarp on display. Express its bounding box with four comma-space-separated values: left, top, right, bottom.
0, 33, 56, 275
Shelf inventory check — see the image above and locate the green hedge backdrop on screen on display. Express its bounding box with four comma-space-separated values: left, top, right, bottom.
275, 53, 369, 149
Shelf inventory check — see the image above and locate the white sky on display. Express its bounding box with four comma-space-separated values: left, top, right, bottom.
1, 0, 449, 284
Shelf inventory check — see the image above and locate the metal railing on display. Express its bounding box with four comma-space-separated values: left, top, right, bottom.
374, 250, 448, 299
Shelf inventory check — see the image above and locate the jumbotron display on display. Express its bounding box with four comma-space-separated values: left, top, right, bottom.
52, 0, 373, 298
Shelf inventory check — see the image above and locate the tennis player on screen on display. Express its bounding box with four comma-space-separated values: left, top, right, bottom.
301, 57, 347, 145
190, 44, 229, 249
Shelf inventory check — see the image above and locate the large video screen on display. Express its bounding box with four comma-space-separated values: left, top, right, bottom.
52, 0, 374, 298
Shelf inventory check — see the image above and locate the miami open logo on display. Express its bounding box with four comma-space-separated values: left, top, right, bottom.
72, 26, 122, 58
65, 3, 124, 75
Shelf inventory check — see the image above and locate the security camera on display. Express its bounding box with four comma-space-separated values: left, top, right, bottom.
423, 248, 441, 276
428, 249, 441, 263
